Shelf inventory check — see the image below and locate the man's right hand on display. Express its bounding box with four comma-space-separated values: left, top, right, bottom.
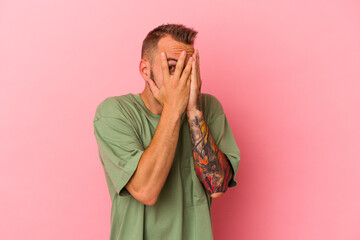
147, 51, 193, 116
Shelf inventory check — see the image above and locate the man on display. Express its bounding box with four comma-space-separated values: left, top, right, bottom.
93, 23, 240, 240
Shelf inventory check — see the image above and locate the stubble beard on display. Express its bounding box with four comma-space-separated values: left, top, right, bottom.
149, 67, 159, 88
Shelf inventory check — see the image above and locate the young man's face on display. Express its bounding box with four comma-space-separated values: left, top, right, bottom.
149, 35, 195, 89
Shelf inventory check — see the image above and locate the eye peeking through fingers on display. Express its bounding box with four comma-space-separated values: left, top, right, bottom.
168, 65, 176, 74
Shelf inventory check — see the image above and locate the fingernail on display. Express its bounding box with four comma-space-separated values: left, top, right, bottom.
181, 51, 186, 56
189, 57, 193, 61
161, 52, 165, 57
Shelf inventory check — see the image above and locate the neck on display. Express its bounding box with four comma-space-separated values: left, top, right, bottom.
140, 85, 163, 115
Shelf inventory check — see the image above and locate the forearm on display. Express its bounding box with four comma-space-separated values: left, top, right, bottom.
126, 107, 181, 205
187, 109, 233, 196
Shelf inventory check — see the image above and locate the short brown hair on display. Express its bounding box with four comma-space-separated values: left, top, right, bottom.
141, 23, 198, 64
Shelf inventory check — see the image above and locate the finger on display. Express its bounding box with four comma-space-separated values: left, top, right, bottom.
179, 57, 193, 84
187, 69, 192, 88
192, 52, 196, 64
191, 51, 200, 87
191, 58, 196, 85
187, 73, 191, 87
191, 60, 197, 89
187, 60, 195, 88
160, 52, 170, 82
173, 50, 187, 81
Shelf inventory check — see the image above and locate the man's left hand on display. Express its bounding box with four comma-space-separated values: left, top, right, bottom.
186, 49, 202, 113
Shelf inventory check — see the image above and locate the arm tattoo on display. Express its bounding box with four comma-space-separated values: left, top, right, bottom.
187, 110, 233, 195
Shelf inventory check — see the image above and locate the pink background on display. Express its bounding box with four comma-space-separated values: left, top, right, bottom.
1, 0, 359, 239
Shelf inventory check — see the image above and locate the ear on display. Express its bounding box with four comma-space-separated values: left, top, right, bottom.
139, 59, 151, 81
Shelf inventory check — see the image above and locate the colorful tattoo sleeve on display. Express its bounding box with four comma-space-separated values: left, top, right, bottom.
187, 110, 233, 195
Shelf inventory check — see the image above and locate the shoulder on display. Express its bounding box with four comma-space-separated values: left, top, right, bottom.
200, 93, 224, 116
93, 94, 135, 121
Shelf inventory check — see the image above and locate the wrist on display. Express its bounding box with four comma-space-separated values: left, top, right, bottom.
162, 105, 183, 121
187, 108, 202, 119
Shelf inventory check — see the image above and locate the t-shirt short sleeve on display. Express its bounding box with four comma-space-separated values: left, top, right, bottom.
93, 98, 144, 197
203, 94, 241, 188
